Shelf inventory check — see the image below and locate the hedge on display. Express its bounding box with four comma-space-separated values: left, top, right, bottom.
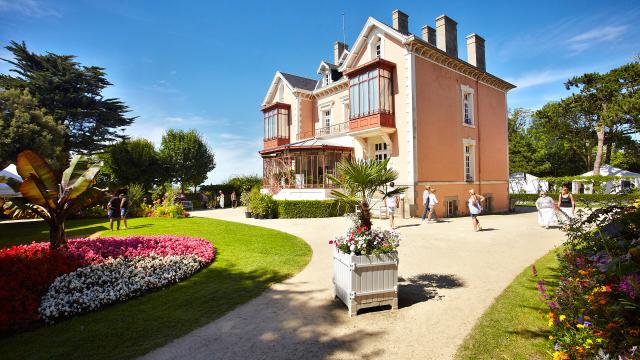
275, 200, 356, 218
510, 193, 637, 206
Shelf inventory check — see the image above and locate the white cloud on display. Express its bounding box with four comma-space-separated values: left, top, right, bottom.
506, 69, 576, 89
567, 25, 628, 53
204, 137, 263, 184
0, 0, 60, 17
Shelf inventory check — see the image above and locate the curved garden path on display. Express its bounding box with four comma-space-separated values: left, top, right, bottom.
141, 208, 564, 360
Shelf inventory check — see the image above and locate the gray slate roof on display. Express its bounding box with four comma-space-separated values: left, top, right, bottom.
280, 72, 318, 92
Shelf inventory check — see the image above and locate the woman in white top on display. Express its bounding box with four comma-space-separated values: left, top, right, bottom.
218, 190, 225, 209
385, 182, 400, 229
535, 191, 556, 229
427, 189, 439, 223
468, 189, 485, 232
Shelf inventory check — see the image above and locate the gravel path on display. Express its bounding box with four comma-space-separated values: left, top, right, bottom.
141, 208, 564, 360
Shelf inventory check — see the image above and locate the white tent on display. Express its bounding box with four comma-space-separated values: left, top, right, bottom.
0, 165, 22, 198
573, 165, 640, 194
509, 172, 549, 194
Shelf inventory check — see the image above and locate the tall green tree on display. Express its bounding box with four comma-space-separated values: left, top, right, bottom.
564, 61, 640, 175
0, 88, 65, 170
159, 129, 215, 192
0, 41, 135, 158
508, 108, 552, 175
100, 138, 160, 191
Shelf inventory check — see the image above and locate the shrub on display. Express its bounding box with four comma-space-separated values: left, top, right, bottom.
276, 200, 356, 218
240, 191, 251, 207
510, 193, 637, 206
126, 183, 145, 215
540, 204, 640, 358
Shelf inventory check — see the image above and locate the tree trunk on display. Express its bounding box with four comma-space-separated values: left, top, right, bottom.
358, 200, 372, 230
605, 140, 613, 165
593, 125, 605, 176
49, 219, 66, 249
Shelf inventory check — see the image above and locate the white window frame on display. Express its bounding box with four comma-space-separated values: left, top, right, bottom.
374, 142, 389, 162
460, 85, 475, 127
369, 32, 384, 60
323, 110, 331, 129
463, 138, 476, 182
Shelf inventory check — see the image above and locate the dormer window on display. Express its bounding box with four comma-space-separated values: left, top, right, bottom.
375, 42, 381, 58
323, 72, 331, 86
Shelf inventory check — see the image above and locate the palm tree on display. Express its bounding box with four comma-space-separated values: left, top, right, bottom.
328, 158, 406, 230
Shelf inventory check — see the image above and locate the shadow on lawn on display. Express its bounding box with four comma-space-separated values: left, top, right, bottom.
398, 273, 465, 308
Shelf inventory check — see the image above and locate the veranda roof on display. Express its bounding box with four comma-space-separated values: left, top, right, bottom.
260, 138, 354, 155
0, 165, 22, 198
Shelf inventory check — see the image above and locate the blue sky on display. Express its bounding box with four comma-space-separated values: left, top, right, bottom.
1, 0, 639, 183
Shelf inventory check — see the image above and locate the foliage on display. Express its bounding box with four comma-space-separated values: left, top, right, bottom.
99, 139, 160, 191
249, 191, 276, 217
145, 203, 189, 219
0, 150, 105, 248
0, 41, 135, 156
330, 224, 400, 256
510, 193, 637, 206
240, 191, 251, 208
199, 184, 238, 207
0, 217, 311, 360
223, 175, 262, 194
329, 158, 405, 230
125, 183, 145, 216
276, 200, 356, 218
508, 108, 553, 175
159, 129, 215, 192
0, 88, 65, 170
540, 204, 640, 358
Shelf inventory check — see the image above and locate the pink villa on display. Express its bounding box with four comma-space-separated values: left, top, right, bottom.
260, 10, 515, 218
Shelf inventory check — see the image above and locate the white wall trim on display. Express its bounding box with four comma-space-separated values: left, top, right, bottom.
460, 84, 475, 127
318, 100, 335, 110
405, 50, 417, 211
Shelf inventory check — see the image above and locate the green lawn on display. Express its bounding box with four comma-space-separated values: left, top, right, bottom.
0, 217, 312, 360
455, 248, 561, 360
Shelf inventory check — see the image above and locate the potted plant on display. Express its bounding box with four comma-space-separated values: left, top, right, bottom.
328, 158, 406, 316
240, 191, 251, 217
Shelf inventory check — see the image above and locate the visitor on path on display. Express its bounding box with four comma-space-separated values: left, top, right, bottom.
421, 186, 431, 222
218, 190, 225, 209
119, 193, 129, 230
107, 193, 121, 231
535, 191, 555, 229
468, 189, 485, 232
427, 189, 439, 223
201, 193, 208, 209
231, 191, 237, 208
385, 182, 400, 229
557, 185, 575, 223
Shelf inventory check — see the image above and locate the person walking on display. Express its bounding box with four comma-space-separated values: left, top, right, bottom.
231, 191, 237, 208
385, 182, 400, 229
421, 186, 431, 222
468, 189, 485, 232
119, 193, 129, 230
107, 193, 121, 231
218, 190, 225, 209
427, 188, 439, 223
557, 185, 575, 223
535, 191, 555, 229
201, 192, 209, 209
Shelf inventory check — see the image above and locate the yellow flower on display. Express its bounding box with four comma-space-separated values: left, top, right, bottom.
559, 315, 566, 321
596, 338, 603, 344
548, 319, 554, 327
585, 339, 593, 346
577, 324, 584, 329
553, 351, 570, 360
549, 335, 554, 340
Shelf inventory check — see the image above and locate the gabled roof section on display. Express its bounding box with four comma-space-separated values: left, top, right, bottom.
280, 72, 317, 91
262, 71, 317, 106
340, 17, 410, 71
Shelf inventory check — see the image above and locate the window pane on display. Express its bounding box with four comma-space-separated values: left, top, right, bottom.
370, 78, 378, 112
362, 80, 369, 114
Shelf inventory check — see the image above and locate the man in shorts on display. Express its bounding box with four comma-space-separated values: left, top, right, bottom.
107, 193, 121, 230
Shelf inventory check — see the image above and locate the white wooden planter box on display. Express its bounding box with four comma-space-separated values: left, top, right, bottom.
332, 248, 398, 316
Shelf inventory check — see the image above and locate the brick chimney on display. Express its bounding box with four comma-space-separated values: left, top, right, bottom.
392, 9, 409, 34
435, 15, 458, 57
466, 34, 485, 71
334, 41, 348, 64
421, 25, 436, 46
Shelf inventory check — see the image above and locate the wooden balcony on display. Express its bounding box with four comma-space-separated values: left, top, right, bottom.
263, 137, 289, 149
349, 112, 395, 133
297, 121, 350, 140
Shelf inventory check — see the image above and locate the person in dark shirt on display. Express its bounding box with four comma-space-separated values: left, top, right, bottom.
107, 194, 121, 230
119, 193, 129, 230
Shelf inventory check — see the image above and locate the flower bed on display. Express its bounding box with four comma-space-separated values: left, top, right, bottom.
0, 236, 215, 331
539, 204, 639, 359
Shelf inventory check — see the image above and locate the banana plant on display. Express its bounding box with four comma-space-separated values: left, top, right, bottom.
0, 150, 105, 248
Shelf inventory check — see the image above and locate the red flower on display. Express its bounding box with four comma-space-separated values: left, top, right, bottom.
329, 240, 334, 245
